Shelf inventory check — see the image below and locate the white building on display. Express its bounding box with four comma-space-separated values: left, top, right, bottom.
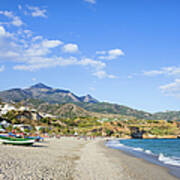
0, 104, 16, 115
18, 106, 30, 111
0, 120, 10, 128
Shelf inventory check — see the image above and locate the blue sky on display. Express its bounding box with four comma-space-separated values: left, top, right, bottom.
0, 0, 180, 112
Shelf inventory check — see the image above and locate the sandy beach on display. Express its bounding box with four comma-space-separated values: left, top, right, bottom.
0, 137, 179, 180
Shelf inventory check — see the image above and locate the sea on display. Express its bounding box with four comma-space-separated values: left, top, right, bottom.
106, 139, 180, 178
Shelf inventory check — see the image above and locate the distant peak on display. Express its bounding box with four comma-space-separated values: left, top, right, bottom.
30, 83, 52, 90
86, 94, 92, 98
81, 94, 98, 103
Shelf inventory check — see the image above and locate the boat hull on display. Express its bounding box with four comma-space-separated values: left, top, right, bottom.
0, 139, 35, 145
0, 135, 35, 146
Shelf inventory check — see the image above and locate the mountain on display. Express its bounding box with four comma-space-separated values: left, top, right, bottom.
0, 83, 98, 104
0, 88, 30, 102
152, 111, 180, 121
2, 83, 179, 120
80, 94, 98, 103
30, 83, 52, 90
19, 99, 152, 120
0, 83, 153, 119
78, 102, 152, 119
55, 103, 92, 118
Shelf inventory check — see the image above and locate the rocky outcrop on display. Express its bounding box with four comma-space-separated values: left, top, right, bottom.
130, 127, 145, 139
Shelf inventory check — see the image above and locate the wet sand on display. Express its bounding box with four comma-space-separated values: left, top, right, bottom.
0, 137, 178, 180
100, 141, 179, 180
74, 139, 179, 180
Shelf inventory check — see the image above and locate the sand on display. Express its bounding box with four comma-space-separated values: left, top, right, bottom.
99, 141, 179, 180
0, 137, 84, 180
0, 137, 179, 180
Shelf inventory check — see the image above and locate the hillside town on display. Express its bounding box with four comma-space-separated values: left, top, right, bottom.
1, 100, 180, 140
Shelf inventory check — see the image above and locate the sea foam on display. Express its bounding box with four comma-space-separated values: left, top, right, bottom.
158, 153, 180, 167
145, 150, 153, 155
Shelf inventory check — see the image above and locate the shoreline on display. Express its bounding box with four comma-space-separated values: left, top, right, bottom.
105, 138, 180, 179
73, 138, 179, 179
101, 140, 179, 180
0, 137, 179, 179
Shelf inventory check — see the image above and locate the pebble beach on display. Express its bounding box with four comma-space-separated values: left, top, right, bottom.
0, 137, 178, 180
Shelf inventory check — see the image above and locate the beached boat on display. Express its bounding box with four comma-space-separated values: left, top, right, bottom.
8, 132, 44, 142
0, 135, 35, 145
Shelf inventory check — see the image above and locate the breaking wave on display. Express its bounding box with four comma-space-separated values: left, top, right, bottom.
158, 153, 180, 166
106, 139, 180, 167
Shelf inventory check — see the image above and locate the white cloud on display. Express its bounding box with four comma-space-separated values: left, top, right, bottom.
57, 56, 78, 66
2, 51, 19, 58
32, 78, 37, 82
160, 79, 180, 97
93, 70, 116, 79
0, 16, 117, 80
98, 48, 124, 60
0, 65, 5, 72
0, 26, 14, 38
89, 87, 95, 91
42, 40, 63, 48
0, 26, 6, 36
144, 66, 180, 97
62, 43, 79, 53
18, 5, 22, 10
23, 30, 32, 38
13, 55, 116, 80
27, 6, 47, 18
0, 7, 120, 80
128, 75, 133, 79
0, 26, 20, 60
143, 70, 164, 76
79, 58, 105, 70
24, 39, 63, 57
96, 51, 106, 55
12, 17, 23, 26
109, 49, 124, 57
0, 11, 23, 26
78, 58, 116, 79
84, 0, 96, 4
25, 45, 49, 57
0, 26, 64, 68
32, 36, 43, 42
0, 25, 14, 39
0, 26, 74, 71
13, 55, 116, 79
13, 57, 78, 71
144, 66, 180, 77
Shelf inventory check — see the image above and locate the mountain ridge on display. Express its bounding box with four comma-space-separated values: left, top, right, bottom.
0, 83, 180, 121
0, 83, 98, 104
0, 83, 152, 119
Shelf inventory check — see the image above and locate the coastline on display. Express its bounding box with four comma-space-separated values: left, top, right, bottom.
102, 140, 179, 180
0, 137, 179, 179
74, 138, 179, 180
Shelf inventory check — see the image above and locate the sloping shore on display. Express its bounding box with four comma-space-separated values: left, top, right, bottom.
100, 141, 179, 180
74, 139, 179, 180
0, 137, 178, 180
